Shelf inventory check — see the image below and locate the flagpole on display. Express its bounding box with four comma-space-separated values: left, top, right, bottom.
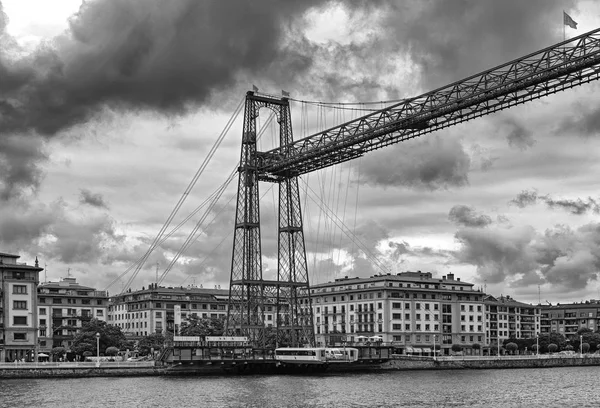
563, 10, 565, 43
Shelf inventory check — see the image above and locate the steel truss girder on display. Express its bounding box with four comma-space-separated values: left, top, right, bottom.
226, 93, 314, 348
256, 28, 600, 181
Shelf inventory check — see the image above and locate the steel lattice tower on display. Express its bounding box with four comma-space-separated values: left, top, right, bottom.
226, 92, 315, 348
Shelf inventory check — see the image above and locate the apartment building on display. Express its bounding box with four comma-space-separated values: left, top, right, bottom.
540, 300, 600, 339
0, 252, 43, 362
37, 277, 109, 352
309, 271, 486, 355
108, 284, 230, 339
484, 295, 541, 354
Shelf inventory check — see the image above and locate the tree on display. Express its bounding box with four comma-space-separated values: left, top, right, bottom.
71, 319, 127, 356
548, 343, 558, 353
531, 344, 539, 353
505, 342, 518, 354
138, 333, 166, 356
179, 315, 226, 337
582, 343, 590, 353
472, 343, 481, 355
538, 333, 566, 353
451, 344, 463, 353
105, 346, 119, 356
51, 347, 66, 361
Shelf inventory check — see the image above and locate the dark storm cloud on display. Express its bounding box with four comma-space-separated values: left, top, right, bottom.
454, 222, 600, 290
454, 225, 537, 284
0, 0, 329, 136
359, 136, 470, 190
510, 189, 600, 215
448, 205, 492, 228
379, 0, 578, 88
0, 134, 46, 200
0, 198, 124, 264
545, 197, 600, 215
503, 119, 536, 150
557, 103, 600, 137
79, 188, 109, 209
510, 189, 538, 208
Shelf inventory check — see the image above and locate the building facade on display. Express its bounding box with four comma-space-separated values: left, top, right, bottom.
540, 300, 600, 339
37, 277, 109, 353
484, 295, 541, 354
0, 252, 43, 362
108, 284, 230, 339
309, 271, 486, 355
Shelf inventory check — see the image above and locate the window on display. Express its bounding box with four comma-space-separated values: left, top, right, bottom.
40, 319, 46, 326
405, 324, 411, 330
13, 301, 27, 310
53, 298, 62, 304
13, 285, 27, 294
405, 303, 410, 309
13, 316, 27, 325
13, 333, 27, 341
405, 313, 410, 320
96, 310, 104, 316
39, 308, 46, 315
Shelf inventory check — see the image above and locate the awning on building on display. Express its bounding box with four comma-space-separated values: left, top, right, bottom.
405, 347, 414, 353
412, 347, 422, 353
421, 348, 432, 353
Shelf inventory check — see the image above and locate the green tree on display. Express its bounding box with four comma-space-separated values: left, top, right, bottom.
580, 332, 600, 352
179, 315, 226, 337
582, 343, 590, 353
538, 333, 566, 352
505, 342, 518, 354
105, 346, 119, 356
51, 346, 66, 361
138, 333, 166, 356
451, 344, 463, 353
548, 343, 558, 353
71, 319, 127, 356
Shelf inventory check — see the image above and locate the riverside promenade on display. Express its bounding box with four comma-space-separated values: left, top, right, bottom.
0, 361, 164, 378
382, 353, 600, 370
3, 354, 600, 378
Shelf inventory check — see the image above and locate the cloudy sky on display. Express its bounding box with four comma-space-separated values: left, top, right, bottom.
2, 0, 600, 305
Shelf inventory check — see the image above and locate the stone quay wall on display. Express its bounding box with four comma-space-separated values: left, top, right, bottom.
381, 355, 600, 370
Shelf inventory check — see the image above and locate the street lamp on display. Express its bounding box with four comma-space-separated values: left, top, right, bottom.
580, 334, 583, 358
95, 332, 100, 368
536, 335, 539, 358
433, 334, 437, 361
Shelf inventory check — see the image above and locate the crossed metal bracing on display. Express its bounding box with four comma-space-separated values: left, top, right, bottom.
256, 28, 600, 182
227, 27, 600, 348
226, 94, 314, 347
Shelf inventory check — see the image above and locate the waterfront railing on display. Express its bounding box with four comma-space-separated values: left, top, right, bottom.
0, 361, 156, 369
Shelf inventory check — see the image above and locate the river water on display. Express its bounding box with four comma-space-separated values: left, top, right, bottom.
0, 367, 598, 408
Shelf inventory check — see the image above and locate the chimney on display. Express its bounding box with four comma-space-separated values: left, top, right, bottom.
447, 273, 455, 280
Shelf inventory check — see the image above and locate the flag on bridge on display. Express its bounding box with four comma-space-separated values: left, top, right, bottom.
282, 90, 290, 97
252, 84, 259, 92
564, 12, 578, 29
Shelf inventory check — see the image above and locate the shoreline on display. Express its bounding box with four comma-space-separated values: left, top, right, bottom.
2, 355, 600, 378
